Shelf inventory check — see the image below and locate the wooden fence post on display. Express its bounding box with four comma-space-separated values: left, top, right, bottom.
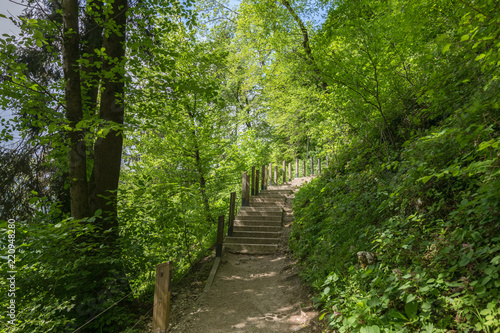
311, 157, 314, 176
318, 158, 321, 174
302, 160, 306, 177
282, 161, 286, 184
295, 158, 299, 178
246, 173, 250, 203
251, 166, 255, 196
268, 163, 272, 186
228, 192, 236, 236
216, 215, 224, 257
326, 156, 329, 167
153, 261, 172, 333
255, 170, 259, 196
288, 162, 292, 182
241, 171, 248, 206
261, 165, 265, 191
274, 166, 277, 185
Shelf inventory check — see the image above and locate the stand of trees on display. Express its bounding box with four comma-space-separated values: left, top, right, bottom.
1, 0, 499, 331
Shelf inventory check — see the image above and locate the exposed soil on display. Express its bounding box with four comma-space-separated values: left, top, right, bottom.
168, 250, 321, 333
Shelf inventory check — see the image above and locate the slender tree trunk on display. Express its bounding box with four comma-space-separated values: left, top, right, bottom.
194, 146, 214, 224
280, 0, 327, 90
62, 0, 90, 219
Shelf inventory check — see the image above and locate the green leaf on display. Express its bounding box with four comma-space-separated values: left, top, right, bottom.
406, 294, 416, 303
405, 302, 418, 319
475, 54, 486, 61
361, 325, 381, 333
368, 297, 380, 307
442, 43, 451, 52
461, 35, 469, 41
419, 175, 433, 184
459, 255, 471, 267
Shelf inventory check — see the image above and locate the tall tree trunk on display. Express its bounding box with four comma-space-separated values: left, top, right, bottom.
89, 0, 128, 236
62, 0, 90, 219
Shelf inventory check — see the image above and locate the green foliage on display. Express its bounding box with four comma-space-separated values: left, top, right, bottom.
284, 0, 500, 332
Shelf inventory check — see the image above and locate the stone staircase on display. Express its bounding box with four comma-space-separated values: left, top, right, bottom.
224, 185, 293, 254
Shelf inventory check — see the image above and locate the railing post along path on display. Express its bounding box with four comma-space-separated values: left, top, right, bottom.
282, 161, 286, 184
251, 166, 255, 196
228, 192, 236, 236
318, 158, 321, 174
268, 163, 272, 186
241, 171, 248, 206
255, 170, 259, 196
310, 157, 314, 176
288, 162, 292, 182
216, 215, 224, 257
295, 158, 299, 178
153, 261, 172, 333
246, 173, 250, 203
274, 166, 277, 185
302, 160, 306, 177
261, 165, 265, 191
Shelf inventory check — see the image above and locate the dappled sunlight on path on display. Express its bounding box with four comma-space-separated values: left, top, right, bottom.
168, 253, 319, 332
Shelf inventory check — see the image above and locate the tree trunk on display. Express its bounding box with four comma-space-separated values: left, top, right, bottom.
89, 0, 128, 236
280, 0, 327, 90
62, 0, 90, 219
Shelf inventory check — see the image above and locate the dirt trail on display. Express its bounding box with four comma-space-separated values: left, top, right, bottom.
168, 252, 319, 332
167, 177, 321, 333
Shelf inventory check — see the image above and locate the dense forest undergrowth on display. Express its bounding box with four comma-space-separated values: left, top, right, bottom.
0, 0, 499, 331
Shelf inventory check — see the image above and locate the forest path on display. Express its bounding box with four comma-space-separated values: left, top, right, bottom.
168, 176, 320, 332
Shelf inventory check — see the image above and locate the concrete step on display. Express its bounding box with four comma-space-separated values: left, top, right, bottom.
238, 206, 283, 212
259, 190, 293, 195
225, 237, 279, 245
232, 231, 281, 238
267, 185, 293, 190
237, 209, 282, 216
224, 243, 278, 254
250, 196, 286, 201
248, 202, 286, 207
236, 214, 282, 221
234, 219, 282, 226
233, 225, 282, 233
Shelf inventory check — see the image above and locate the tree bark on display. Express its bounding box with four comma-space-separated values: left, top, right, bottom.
62, 0, 90, 219
89, 0, 127, 235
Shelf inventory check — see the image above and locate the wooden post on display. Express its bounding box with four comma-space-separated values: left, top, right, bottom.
251, 166, 255, 196
288, 162, 292, 182
282, 161, 286, 184
318, 158, 321, 174
311, 157, 314, 176
228, 192, 236, 236
295, 158, 298, 178
268, 163, 272, 186
255, 170, 259, 196
302, 160, 306, 177
216, 215, 224, 257
246, 173, 250, 204
261, 165, 265, 191
274, 166, 277, 185
153, 261, 172, 333
241, 171, 248, 206
326, 156, 329, 166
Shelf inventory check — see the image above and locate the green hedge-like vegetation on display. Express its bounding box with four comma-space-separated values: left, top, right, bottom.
291, 105, 500, 332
